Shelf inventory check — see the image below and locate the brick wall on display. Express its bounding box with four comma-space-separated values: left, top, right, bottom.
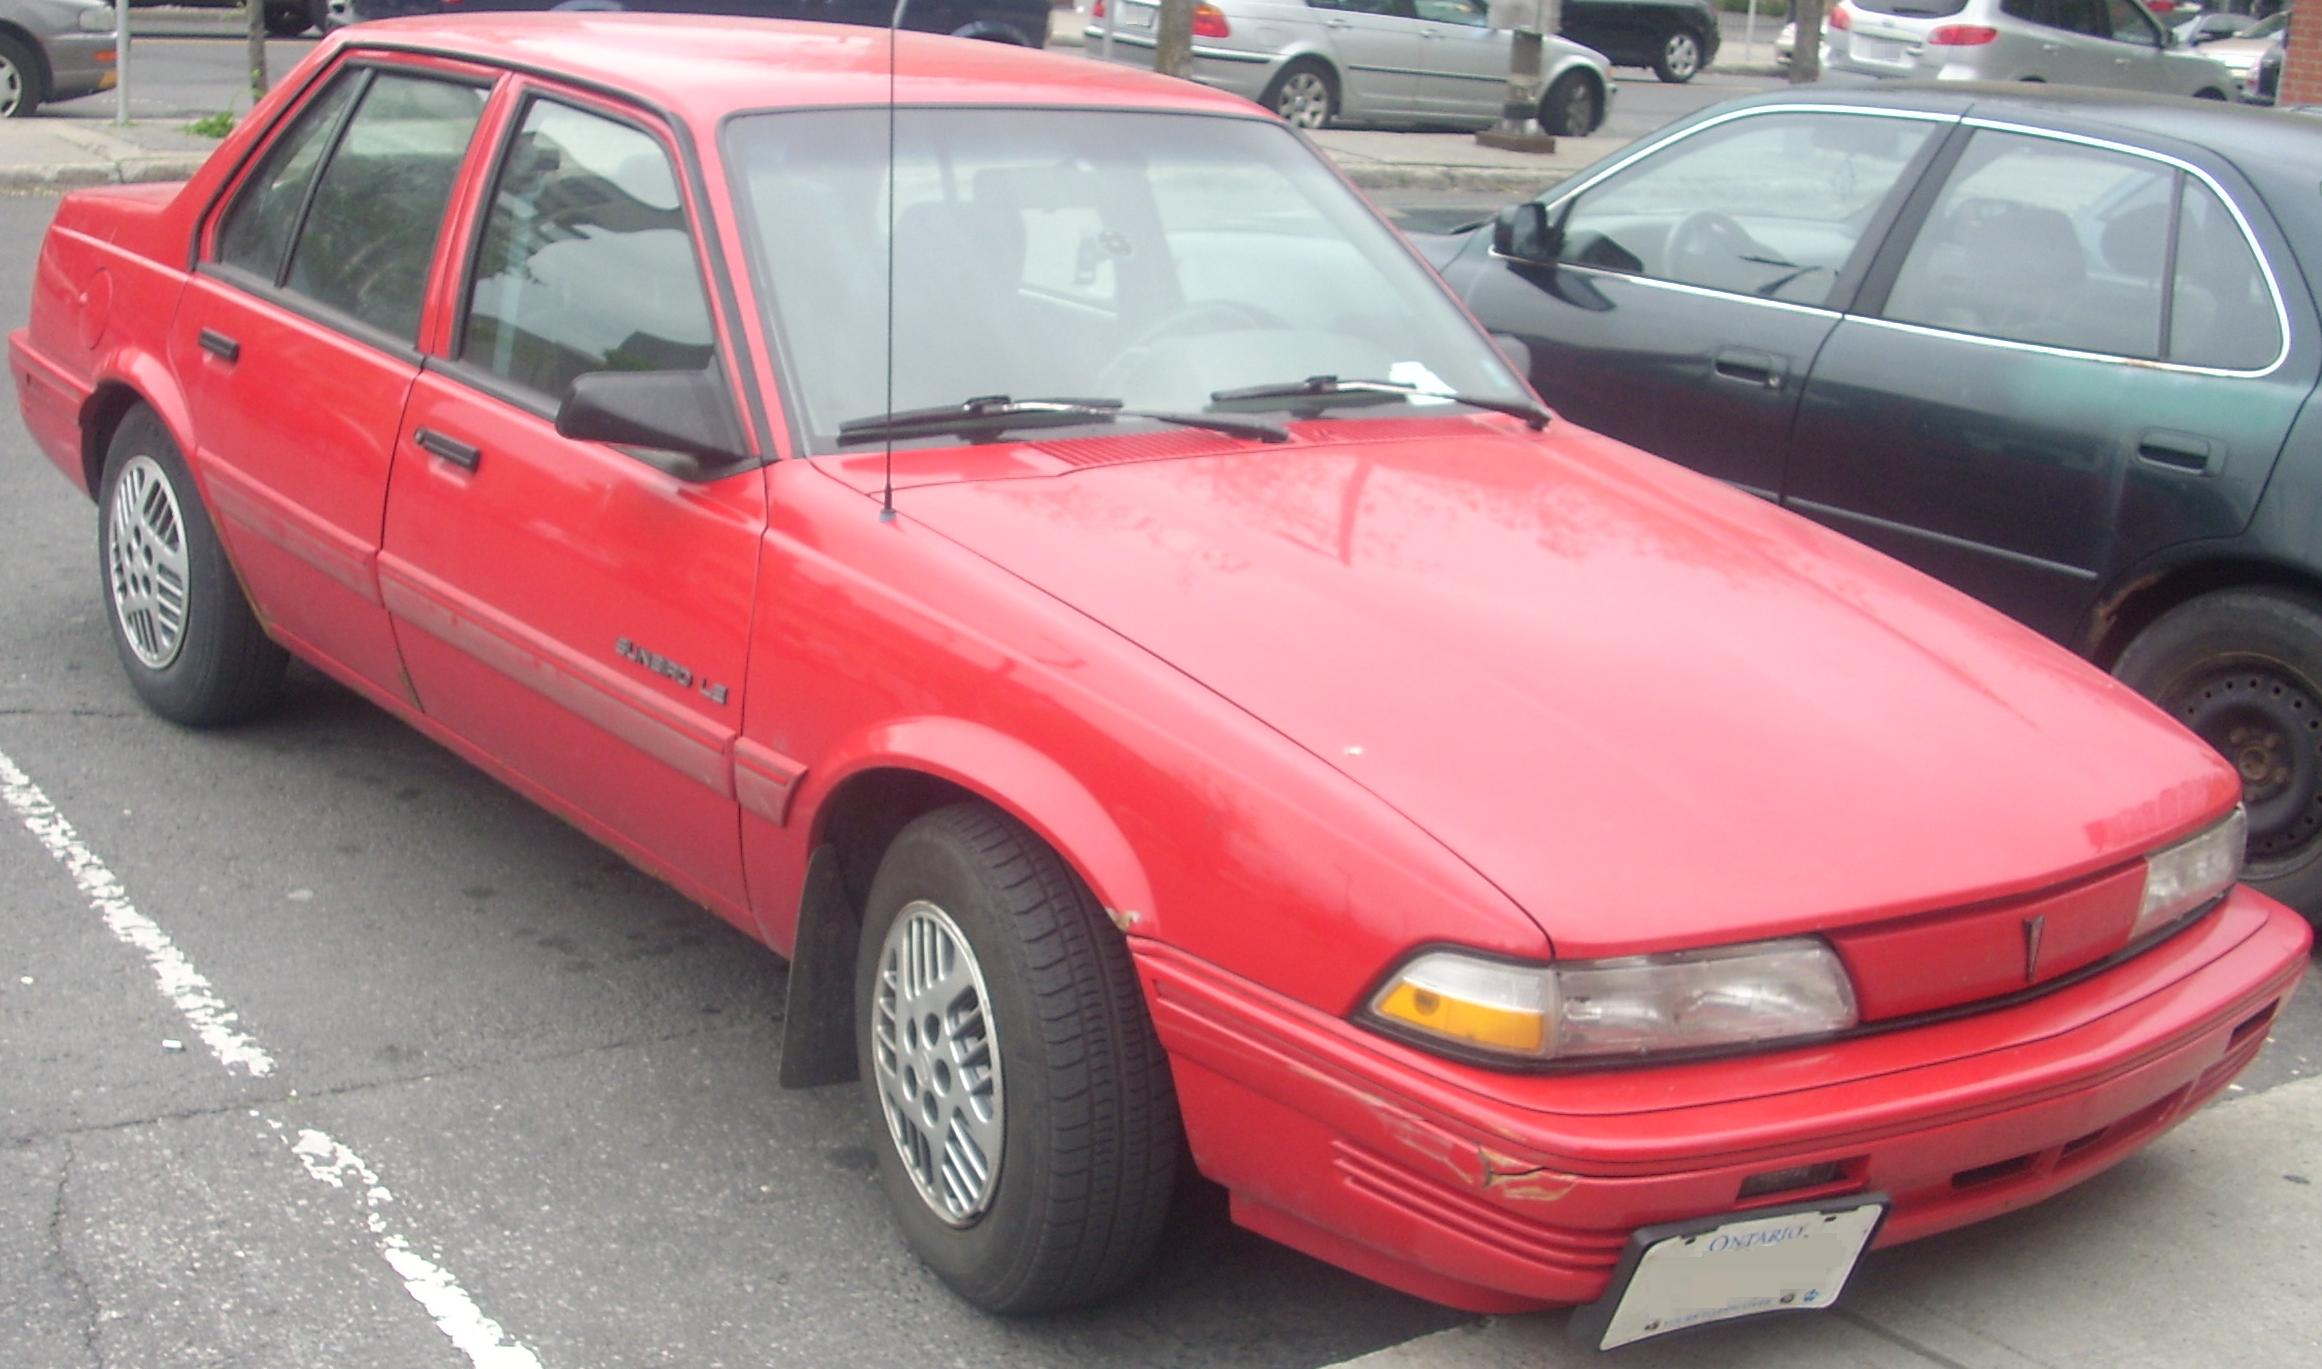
2282, 12, 2322, 107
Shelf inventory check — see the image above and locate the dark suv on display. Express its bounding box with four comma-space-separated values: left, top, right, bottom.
341, 0, 1052, 48
1560, 0, 1721, 83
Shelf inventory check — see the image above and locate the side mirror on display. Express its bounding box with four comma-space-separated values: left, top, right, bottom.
557, 367, 750, 477
1492, 200, 1561, 265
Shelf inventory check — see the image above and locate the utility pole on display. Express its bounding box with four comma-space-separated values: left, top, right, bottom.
246, 0, 270, 104
1790, 0, 1823, 83
1477, 0, 1559, 152
1155, 0, 1193, 78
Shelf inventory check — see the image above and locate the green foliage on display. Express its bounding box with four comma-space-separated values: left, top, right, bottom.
186, 111, 238, 140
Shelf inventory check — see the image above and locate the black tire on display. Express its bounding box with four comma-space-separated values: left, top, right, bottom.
2193, 87, 2230, 100
2113, 586, 2322, 927
1259, 58, 1337, 131
97, 408, 288, 727
0, 33, 45, 120
1652, 26, 1705, 83
853, 802, 1179, 1313
1539, 69, 1603, 137
309, 0, 347, 32
263, 3, 311, 37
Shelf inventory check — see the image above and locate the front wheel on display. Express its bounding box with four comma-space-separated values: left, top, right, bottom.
2193, 87, 2230, 100
262, 3, 312, 37
854, 803, 1179, 1312
97, 408, 288, 726
0, 33, 43, 119
1653, 28, 1705, 83
1539, 70, 1603, 137
1261, 58, 1337, 130
2113, 586, 2322, 927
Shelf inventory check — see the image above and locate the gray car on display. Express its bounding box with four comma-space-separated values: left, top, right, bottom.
1085, 0, 1617, 136
0, 0, 117, 117
1822, 0, 2237, 100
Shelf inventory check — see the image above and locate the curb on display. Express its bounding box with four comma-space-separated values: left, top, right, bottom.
1331, 164, 1576, 195
0, 155, 211, 194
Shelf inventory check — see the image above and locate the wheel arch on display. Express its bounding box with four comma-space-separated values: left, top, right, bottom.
2084, 554, 2322, 668
79, 362, 197, 500
775, 720, 1158, 1089
0, 21, 53, 105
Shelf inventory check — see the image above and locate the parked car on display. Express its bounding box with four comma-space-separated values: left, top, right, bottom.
1426, 83, 2322, 924
11, 17, 2311, 1337
1562, 0, 1721, 81
1082, 0, 1616, 135
0, 0, 117, 117
2192, 8, 2286, 95
2253, 28, 2282, 99
2174, 8, 2258, 44
343, 0, 1052, 46
1823, 0, 2237, 99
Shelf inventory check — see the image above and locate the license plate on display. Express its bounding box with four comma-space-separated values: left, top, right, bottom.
1120, 2, 1158, 31
1570, 1198, 1887, 1351
1850, 36, 1908, 63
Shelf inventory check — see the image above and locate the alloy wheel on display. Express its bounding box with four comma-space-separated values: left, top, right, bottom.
107, 455, 192, 670
0, 56, 22, 119
1276, 72, 1330, 130
870, 899, 1005, 1226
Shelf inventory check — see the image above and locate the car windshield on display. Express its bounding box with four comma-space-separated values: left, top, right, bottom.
1849, 0, 1970, 16
724, 108, 1529, 451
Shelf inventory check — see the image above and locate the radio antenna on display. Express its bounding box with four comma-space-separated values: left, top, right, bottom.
879, 0, 905, 523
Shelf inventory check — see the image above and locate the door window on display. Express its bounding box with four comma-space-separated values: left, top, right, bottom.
460, 99, 716, 403
2101, 0, 2159, 44
1551, 112, 1934, 305
2170, 180, 2280, 370
1413, 0, 1489, 24
1881, 129, 2172, 357
215, 73, 362, 281
279, 72, 488, 344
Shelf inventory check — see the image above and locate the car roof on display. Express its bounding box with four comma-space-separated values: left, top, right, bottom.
342, 13, 1259, 123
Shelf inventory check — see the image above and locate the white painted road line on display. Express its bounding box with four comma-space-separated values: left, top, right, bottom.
0, 742, 546, 1369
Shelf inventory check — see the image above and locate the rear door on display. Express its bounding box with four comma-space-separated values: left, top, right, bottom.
172, 61, 493, 704
1451, 107, 1945, 496
379, 87, 766, 920
1783, 122, 2313, 641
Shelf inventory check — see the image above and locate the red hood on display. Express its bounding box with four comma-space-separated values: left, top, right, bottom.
863, 418, 2239, 956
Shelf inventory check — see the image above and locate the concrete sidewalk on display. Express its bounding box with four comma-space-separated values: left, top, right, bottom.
1337, 1072, 2322, 1368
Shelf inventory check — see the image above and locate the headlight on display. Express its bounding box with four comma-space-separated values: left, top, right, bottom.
80, 7, 118, 33
1367, 937, 1857, 1064
2130, 807, 2245, 942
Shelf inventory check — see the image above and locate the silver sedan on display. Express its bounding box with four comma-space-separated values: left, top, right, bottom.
1084, 0, 1617, 136
0, 0, 118, 117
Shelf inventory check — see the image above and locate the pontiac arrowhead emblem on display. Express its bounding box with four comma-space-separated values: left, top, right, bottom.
2022, 914, 2047, 983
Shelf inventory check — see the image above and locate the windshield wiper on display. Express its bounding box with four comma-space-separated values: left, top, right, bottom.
1208, 376, 1550, 430
836, 395, 1289, 446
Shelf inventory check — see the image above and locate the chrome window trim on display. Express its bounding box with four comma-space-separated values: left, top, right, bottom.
1529, 263, 1844, 320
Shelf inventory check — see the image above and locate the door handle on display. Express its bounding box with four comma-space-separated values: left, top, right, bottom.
198, 328, 240, 363
1711, 347, 1786, 390
2135, 430, 2219, 474
415, 427, 482, 472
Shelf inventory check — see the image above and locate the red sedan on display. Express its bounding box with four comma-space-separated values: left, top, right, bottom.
8, 15, 2310, 1348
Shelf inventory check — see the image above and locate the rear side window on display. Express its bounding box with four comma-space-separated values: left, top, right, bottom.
216, 74, 362, 281
282, 72, 489, 344
2171, 181, 2280, 370
1858, 0, 1969, 14
460, 99, 715, 402
1882, 130, 2172, 357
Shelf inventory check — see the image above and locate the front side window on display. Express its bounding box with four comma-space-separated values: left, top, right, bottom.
461, 100, 715, 402
216, 73, 362, 282
1549, 112, 1934, 305
2101, 0, 2159, 45
282, 71, 489, 343
727, 108, 1527, 450
1413, 0, 1489, 25
1881, 129, 2172, 357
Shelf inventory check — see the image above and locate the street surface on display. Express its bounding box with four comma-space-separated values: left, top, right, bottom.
4, 27, 2320, 1369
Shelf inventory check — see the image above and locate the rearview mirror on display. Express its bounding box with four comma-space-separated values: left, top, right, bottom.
1492, 201, 1562, 265
557, 367, 750, 476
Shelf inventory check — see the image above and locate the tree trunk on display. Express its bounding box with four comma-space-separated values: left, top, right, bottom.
247, 2, 271, 103
1791, 0, 1822, 84
1155, 0, 1193, 79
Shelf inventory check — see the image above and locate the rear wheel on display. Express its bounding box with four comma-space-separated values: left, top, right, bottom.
0, 33, 43, 120
262, 3, 311, 36
853, 802, 1179, 1312
2193, 87, 2230, 100
1653, 27, 1704, 83
2113, 586, 2322, 927
97, 408, 288, 726
1261, 58, 1337, 130
1539, 70, 1603, 137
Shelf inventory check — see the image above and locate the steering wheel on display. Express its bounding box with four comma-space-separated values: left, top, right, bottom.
1664, 210, 1756, 288
1122, 299, 1291, 352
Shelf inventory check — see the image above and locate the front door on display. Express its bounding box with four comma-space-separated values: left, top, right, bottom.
1312, 0, 1424, 120
173, 65, 491, 703
1453, 107, 1945, 497
1410, 0, 1508, 122
379, 90, 765, 919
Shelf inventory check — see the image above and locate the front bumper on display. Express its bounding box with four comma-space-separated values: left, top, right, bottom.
40, 31, 118, 104
1136, 886, 2310, 1312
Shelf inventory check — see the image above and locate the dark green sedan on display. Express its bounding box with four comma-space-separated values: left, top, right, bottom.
1427, 85, 2322, 926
